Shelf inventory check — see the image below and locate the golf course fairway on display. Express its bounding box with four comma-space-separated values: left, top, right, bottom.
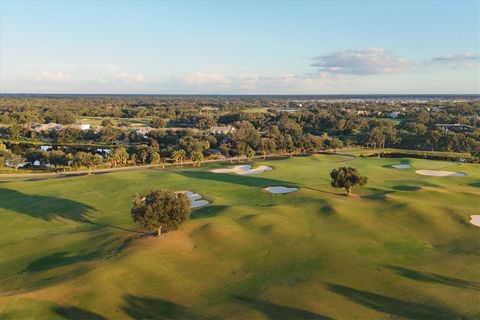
0, 154, 478, 319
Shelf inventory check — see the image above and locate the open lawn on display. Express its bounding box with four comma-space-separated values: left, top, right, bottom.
80, 117, 153, 128
0, 155, 478, 319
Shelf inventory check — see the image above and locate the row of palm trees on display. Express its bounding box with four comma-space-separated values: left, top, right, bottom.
171, 150, 204, 167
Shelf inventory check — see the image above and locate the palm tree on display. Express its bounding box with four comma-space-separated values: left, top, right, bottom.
172, 149, 186, 167
190, 151, 204, 167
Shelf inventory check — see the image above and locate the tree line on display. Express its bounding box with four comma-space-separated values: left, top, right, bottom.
0, 96, 478, 171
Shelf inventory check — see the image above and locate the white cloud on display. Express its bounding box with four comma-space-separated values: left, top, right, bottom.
424, 52, 479, 68
113, 73, 145, 83
7, 49, 478, 94
33, 70, 71, 82
183, 72, 231, 85
311, 48, 409, 75
171, 72, 342, 93
235, 73, 335, 91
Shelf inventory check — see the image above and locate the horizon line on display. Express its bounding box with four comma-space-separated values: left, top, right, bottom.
1, 92, 479, 97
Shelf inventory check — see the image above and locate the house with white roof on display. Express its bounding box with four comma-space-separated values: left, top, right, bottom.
209, 125, 236, 135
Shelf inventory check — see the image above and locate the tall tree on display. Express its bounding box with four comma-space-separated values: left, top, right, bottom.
49, 150, 69, 169
149, 152, 161, 165
151, 117, 166, 128
7, 124, 22, 140
330, 167, 368, 196
7, 152, 26, 170
172, 149, 186, 167
190, 151, 204, 167
131, 190, 190, 236
108, 146, 129, 167
0, 143, 7, 168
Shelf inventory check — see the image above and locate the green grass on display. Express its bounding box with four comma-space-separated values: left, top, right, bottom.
80, 116, 153, 128
0, 155, 478, 319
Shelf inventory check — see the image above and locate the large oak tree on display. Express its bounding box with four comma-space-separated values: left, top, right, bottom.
330, 167, 368, 196
131, 190, 190, 236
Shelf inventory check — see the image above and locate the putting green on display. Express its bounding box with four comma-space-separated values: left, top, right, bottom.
0, 155, 478, 319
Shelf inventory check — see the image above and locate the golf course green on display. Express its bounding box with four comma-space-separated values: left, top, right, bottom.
0, 154, 478, 319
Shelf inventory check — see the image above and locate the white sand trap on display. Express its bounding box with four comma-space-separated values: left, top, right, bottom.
469, 215, 480, 227
392, 164, 411, 169
212, 165, 272, 175
178, 191, 210, 208
415, 170, 465, 177
265, 186, 298, 194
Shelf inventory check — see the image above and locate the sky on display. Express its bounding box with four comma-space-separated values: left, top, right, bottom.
0, 0, 479, 94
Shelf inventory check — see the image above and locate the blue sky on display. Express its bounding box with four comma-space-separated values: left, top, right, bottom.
1, 0, 479, 94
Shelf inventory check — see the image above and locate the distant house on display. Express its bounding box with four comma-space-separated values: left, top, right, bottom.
135, 126, 154, 137
277, 109, 299, 113
65, 123, 91, 131
79, 124, 91, 131
388, 111, 400, 119
209, 125, 236, 135
33, 123, 62, 132
207, 148, 223, 157
434, 123, 474, 132
201, 106, 219, 112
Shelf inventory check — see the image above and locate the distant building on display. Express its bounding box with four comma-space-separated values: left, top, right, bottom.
33, 123, 62, 132
434, 123, 474, 132
201, 106, 219, 112
209, 125, 236, 135
207, 148, 223, 157
388, 111, 400, 119
79, 124, 91, 131
135, 126, 155, 137
277, 109, 299, 113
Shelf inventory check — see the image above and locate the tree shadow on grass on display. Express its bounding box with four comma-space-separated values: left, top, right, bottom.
87, 220, 152, 235
326, 283, 463, 319
176, 171, 295, 189
469, 181, 480, 188
0, 233, 140, 296
319, 205, 337, 216
191, 205, 229, 220
301, 186, 343, 197
384, 265, 480, 291
52, 305, 107, 320
361, 188, 394, 200
0, 188, 94, 222
122, 295, 210, 320
231, 295, 332, 320
23, 234, 138, 273
0, 267, 89, 297
392, 185, 421, 191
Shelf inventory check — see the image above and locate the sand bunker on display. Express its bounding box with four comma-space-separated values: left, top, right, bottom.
178, 191, 210, 208
212, 165, 272, 175
264, 186, 298, 194
415, 170, 465, 177
469, 215, 480, 227
392, 164, 411, 169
